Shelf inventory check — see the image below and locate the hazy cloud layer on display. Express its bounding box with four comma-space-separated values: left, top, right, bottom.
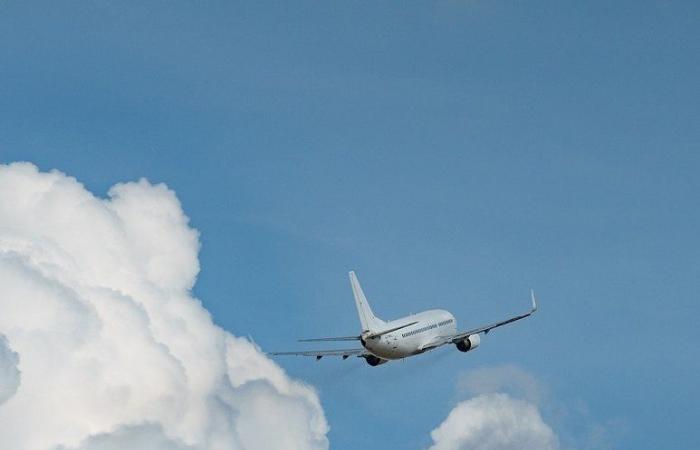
457, 364, 544, 404
54, 424, 198, 450
0, 163, 328, 450
0, 335, 20, 405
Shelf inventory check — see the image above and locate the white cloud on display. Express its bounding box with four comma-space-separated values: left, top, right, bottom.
427, 393, 559, 450
427, 366, 559, 450
434, 366, 627, 450
0, 162, 328, 450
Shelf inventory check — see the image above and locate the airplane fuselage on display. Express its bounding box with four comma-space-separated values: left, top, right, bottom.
361, 309, 457, 360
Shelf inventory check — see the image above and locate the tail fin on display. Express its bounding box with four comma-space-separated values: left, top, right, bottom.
349, 271, 384, 333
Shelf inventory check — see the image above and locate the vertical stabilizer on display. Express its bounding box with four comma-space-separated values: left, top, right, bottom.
349, 271, 384, 333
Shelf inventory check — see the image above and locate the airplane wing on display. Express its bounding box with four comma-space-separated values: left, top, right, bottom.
269, 348, 366, 360
449, 289, 538, 344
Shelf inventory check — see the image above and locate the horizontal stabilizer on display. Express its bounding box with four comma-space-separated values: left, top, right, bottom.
299, 336, 360, 342
270, 348, 365, 358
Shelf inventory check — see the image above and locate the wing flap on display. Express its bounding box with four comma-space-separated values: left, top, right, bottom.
418, 334, 453, 351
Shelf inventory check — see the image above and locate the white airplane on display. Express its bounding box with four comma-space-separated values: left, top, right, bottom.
271, 271, 537, 366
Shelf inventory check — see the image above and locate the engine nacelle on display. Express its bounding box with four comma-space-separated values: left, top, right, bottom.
456, 334, 481, 353
364, 355, 389, 366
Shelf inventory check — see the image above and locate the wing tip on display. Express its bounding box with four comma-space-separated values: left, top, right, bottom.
530, 289, 538, 312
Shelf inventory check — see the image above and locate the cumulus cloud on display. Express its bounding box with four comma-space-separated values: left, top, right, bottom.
0, 162, 328, 450
427, 366, 559, 450
427, 393, 559, 450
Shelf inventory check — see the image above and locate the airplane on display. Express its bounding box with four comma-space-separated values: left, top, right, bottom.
271, 271, 537, 366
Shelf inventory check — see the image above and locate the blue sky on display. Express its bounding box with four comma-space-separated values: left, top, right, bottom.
1, 1, 698, 449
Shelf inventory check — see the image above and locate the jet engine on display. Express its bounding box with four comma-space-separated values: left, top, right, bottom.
456, 334, 481, 353
364, 355, 389, 366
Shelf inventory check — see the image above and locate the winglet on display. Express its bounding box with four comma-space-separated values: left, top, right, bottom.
530, 289, 538, 312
